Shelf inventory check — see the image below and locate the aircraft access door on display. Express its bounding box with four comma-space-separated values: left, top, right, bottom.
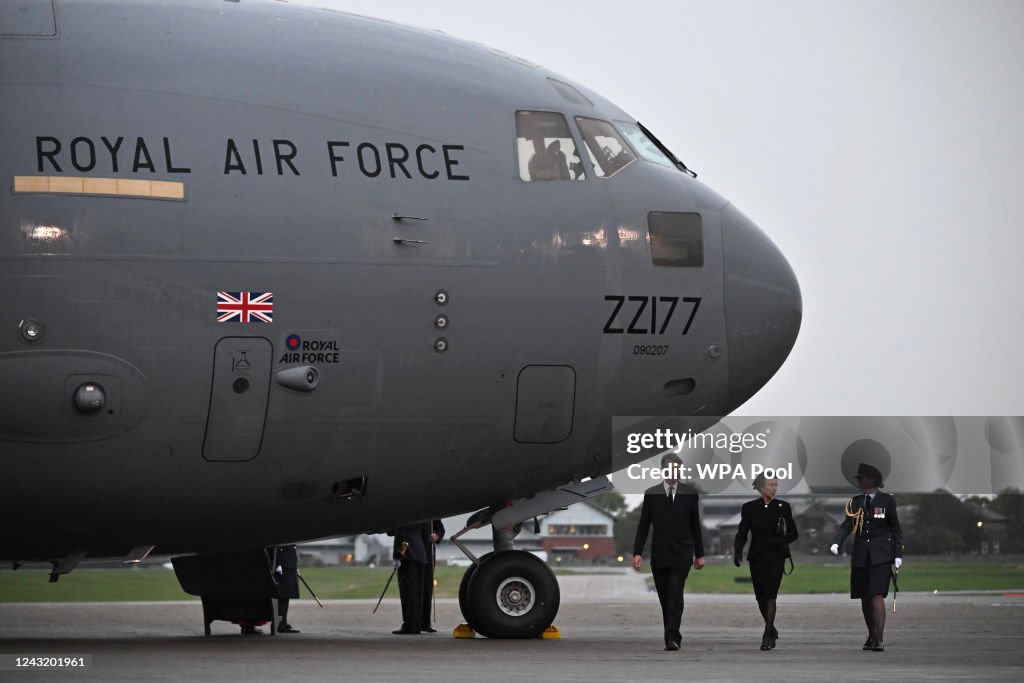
514, 365, 576, 444
202, 337, 272, 462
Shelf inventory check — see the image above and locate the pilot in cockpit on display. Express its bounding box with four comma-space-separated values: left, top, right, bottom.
528, 139, 570, 181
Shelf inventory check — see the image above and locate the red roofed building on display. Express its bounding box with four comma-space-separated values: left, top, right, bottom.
541, 501, 617, 563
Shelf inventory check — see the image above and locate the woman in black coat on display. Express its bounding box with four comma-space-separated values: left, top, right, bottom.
734, 474, 798, 650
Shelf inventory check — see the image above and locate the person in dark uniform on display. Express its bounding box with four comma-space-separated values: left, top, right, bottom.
275, 545, 300, 633
389, 522, 434, 635
632, 453, 705, 651
420, 519, 445, 633
527, 139, 571, 181
830, 462, 904, 652
734, 473, 799, 650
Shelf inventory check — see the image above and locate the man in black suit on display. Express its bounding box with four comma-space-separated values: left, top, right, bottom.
632, 453, 705, 651
831, 462, 904, 652
390, 521, 437, 635
420, 519, 445, 633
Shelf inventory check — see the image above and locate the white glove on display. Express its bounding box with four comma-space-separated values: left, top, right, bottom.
894, 558, 903, 569
829, 543, 839, 555
275, 565, 282, 575
393, 560, 401, 569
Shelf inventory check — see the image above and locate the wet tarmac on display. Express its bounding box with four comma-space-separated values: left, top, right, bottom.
1, 573, 1022, 682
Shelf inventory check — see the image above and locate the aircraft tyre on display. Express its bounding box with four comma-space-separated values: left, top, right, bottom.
457, 552, 492, 631
466, 550, 559, 639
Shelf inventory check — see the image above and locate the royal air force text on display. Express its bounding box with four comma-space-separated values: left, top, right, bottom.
34, 136, 469, 180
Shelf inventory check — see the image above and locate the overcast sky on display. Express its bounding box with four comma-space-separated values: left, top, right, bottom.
301, 0, 1024, 417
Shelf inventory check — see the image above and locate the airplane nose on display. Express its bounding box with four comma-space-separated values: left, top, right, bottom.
720, 203, 802, 411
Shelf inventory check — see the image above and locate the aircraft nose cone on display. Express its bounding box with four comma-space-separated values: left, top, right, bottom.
721, 203, 802, 412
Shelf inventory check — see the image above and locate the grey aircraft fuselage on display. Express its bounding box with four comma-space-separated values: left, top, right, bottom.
0, 0, 801, 562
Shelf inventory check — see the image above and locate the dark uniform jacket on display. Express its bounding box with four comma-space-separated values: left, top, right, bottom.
390, 520, 446, 564
734, 498, 799, 561
278, 545, 298, 569
633, 484, 705, 567
831, 491, 903, 567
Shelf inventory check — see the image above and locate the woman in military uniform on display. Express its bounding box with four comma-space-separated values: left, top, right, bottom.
830, 463, 903, 652
734, 473, 799, 650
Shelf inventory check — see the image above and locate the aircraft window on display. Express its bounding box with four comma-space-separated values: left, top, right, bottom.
515, 111, 586, 182
575, 117, 637, 178
615, 121, 678, 170
547, 78, 593, 107
648, 212, 703, 267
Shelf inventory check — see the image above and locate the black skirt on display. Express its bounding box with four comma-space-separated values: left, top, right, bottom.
749, 555, 786, 601
850, 562, 892, 599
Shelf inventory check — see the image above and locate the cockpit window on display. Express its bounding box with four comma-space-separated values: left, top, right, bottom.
575, 117, 637, 178
618, 121, 697, 178
516, 111, 586, 182
615, 121, 677, 170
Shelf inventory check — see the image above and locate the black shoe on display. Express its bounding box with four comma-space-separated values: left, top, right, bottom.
240, 625, 263, 635
421, 627, 438, 633
863, 637, 877, 650
664, 641, 680, 651
278, 622, 300, 634
771, 626, 779, 640
872, 641, 885, 652
760, 635, 772, 651
393, 628, 421, 635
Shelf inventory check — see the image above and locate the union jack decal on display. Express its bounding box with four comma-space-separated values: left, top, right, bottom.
216, 291, 273, 323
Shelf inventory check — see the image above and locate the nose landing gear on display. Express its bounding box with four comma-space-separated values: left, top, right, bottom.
458, 550, 559, 639
451, 475, 612, 639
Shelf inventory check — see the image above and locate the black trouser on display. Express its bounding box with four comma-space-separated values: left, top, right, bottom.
420, 558, 435, 629
397, 559, 425, 632
651, 564, 692, 646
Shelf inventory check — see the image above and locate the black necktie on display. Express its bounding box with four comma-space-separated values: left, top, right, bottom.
669, 485, 675, 503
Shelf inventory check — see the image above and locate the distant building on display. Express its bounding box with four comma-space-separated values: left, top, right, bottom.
541, 502, 616, 563
967, 504, 1008, 555
432, 503, 616, 565
700, 496, 746, 556
298, 534, 390, 567
789, 499, 843, 555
